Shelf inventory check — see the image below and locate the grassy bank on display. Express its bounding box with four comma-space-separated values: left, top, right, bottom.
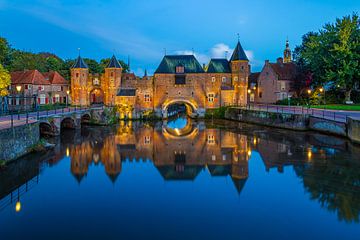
310, 104, 360, 111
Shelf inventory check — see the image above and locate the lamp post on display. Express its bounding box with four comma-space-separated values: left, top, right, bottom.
16, 85, 22, 118
307, 89, 312, 109
66, 90, 70, 108
319, 87, 326, 109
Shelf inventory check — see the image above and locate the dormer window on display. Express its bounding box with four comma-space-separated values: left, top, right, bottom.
175, 65, 185, 74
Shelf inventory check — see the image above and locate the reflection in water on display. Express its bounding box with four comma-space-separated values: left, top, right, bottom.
1, 118, 360, 231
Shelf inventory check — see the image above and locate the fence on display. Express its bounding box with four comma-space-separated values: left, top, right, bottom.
243, 103, 350, 123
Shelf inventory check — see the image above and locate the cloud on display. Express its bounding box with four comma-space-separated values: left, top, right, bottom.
210, 43, 233, 59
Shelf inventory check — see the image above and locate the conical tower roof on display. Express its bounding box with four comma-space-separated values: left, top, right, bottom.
230, 40, 249, 61
72, 55, 89, 69
106, 55, 122, 68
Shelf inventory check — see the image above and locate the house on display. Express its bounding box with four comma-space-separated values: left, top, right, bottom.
9, 70, 69, 107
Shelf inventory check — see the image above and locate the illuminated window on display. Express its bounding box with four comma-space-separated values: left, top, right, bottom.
208, 93, 215, 102
175, 65, 185, 74
222, 77, 226, 83
144, 136, 151, 144
222, 154, 227, 161
233, 77, 238, 82
208, 135, 215, 144
144, 93, 151, 102
211, 77, 216, 82
212, 155, 216, 161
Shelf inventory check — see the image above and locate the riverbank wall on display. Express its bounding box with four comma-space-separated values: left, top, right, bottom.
0, 122, 40, 162
225, 107, 360, 144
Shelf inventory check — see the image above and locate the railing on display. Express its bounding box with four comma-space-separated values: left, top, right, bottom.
240, 103, 353, 123
0, 105, 101, 130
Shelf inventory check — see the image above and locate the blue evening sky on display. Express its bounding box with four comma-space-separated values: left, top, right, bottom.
0, 0, 358, 75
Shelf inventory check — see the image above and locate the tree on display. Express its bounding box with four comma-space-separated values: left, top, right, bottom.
0, 63, 11, 96
296, 13, 360, 102
0, 37, 12, 67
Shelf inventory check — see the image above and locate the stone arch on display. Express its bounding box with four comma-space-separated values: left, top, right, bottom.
61, 117, 76, 130
162, 99, 198, 118
39, 121, 55, 136
89, 88, 104, 105
81, 113, 91, 124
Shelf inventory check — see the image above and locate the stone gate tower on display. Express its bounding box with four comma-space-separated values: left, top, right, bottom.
230, 40, 250, 106
70, 55, 89, 106
103, 55, 122, 105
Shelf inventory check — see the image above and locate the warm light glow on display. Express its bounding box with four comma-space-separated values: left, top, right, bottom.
319, 87, 324, 93
253, 86, 256, 90
15, 201, 21, 212
307, 89, 312, 94
16, 85, 22, 92
66, 90, 70, 95
247, 149, 252, 157
253, 138, 257, 145
66, 147, 70, 157
247, 89, 251, 94
307, 149, 312, 159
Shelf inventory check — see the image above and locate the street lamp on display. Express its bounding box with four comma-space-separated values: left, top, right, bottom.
66, 90, 70, 108
16, 85, 22, 113
319, 87, 326, 108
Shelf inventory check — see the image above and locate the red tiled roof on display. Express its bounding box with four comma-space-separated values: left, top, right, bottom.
269, 62, 297, 80
10, 70, 50, 85
43, 71, 68, 85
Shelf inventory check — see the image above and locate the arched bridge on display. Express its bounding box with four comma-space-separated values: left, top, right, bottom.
37, 107, 105, 136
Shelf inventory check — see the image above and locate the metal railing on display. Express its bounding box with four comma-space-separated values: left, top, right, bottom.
239, 103, 353, 123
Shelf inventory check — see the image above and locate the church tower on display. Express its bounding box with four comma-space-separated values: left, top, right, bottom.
103, 55, 122, 106
230, 39, 250, 106
283, 39, 292, 63
71, 55, 89, 106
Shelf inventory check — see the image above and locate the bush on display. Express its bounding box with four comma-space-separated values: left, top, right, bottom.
205, 107, 228, 119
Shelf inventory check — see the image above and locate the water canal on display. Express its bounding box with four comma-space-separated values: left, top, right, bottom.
0, 116, 359, 239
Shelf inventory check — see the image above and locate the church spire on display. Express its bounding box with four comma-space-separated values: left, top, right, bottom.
230, 38, 249, 62
283, 38, 292, 63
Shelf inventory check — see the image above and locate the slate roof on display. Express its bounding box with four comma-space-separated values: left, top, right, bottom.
117, 88, 136, 96
230, 41, 249, 61
10, 70, 50, 85
207, 59, 231, 73
107, 55, 122, 68
248, 72, 260, 88
155, 55, 205, 74
208, 165, 231, 176
269, 62, 297, 80
72, 56, 88, 69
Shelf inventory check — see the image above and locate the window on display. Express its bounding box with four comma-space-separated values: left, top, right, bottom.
24, 84, 28, 90
61, 86, 63, 91
175, 75, 186, 85
211, 77, 216, 82
38, 86, 44, 91
281, 81, 286, 91
208, 135, 215, 144
175, 65, 185, 74
110, 72, 114, 77
144, 93, 151, 102
208, 93, 215, 102
55, 94, 60, 103
39, 94, 46, 105
93, 78, 100, 86
222, 154, 227, 161
76, 73, 79, 78
222, 77, 226, 83
233, 77, 238, 82
259, 92, 263, 98
144, 136, 151, 144
211, 155, 216, 161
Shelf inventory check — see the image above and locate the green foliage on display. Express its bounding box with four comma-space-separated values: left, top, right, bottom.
0, 63, 11, 96
295, 13, 360, 102
0, 36, 131, 81
205, 107, 228, 119
0, 37, 11, 67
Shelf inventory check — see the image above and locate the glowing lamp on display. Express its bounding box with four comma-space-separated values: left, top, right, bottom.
307, 89, 312, 94
247, 89, 251, 94
16, 85, 22, 92
15, 201, 21, 212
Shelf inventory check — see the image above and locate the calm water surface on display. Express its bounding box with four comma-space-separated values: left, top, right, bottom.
0, 117, 360, 240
